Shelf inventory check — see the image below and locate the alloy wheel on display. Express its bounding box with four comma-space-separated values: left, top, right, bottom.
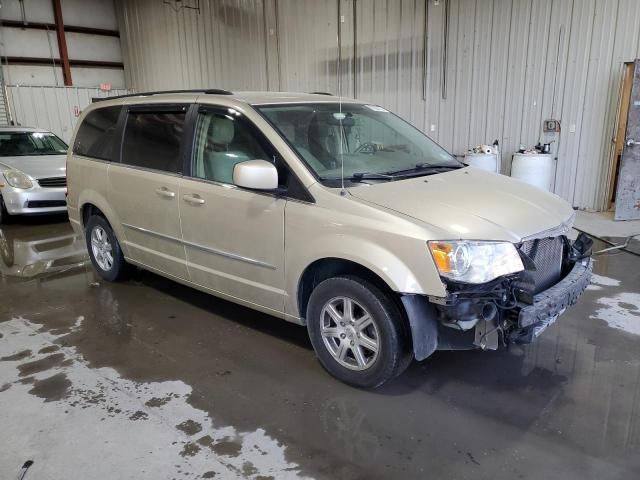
91, 226, 114, 271
320, 296, 380, 371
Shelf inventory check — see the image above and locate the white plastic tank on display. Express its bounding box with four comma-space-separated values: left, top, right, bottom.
464, 153, 498, 173
510, 153, 555, 191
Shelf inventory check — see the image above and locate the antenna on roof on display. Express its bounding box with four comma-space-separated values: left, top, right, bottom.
337, 2, 346, 196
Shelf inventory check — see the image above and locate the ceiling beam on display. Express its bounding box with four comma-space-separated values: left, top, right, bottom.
1, 56, 123, 69
51, 0, 72, 86
0, 19, 120, 37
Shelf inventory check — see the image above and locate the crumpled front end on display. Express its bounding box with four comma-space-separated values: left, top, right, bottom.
404, 232, 593, 360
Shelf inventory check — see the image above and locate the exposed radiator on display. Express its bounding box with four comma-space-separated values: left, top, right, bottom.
519, 236, 564, 293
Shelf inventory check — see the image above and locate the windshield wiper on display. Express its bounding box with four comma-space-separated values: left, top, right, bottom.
319, 165, 456, 184
385, 163, 462, 176
350, 172, 396, 181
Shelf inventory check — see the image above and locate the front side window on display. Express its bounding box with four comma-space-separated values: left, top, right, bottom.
258, 103, 462, 185
122, 109, 186, 173
192, 108, 282, 185
0, 131, 67, 157
73, 106, 121, 161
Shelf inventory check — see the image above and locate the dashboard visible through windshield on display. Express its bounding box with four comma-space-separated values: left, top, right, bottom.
258, 103, 462, 185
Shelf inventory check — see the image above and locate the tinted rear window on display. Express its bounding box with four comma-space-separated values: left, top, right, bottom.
121, 110, 186, 173
73, 106, 122, 161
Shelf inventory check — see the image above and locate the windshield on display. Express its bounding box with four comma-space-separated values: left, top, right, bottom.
0, 132, 68, 157
257, 103, 462, 184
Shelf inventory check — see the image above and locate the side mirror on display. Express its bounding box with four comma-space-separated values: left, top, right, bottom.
233, 160, 278, 190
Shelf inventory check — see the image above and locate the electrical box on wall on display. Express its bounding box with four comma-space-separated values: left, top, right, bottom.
543, 119, 561, 133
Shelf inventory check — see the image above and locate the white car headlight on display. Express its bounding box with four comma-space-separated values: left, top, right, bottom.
3, 170, 33, 189
428, 240, 524, 284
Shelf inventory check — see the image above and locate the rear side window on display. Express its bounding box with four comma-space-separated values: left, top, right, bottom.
73, 106, 122, 161
122, 109, 186, 173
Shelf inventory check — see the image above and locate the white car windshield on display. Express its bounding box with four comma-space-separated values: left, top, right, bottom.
0, 132, 68, 157
258, 103, 462, 185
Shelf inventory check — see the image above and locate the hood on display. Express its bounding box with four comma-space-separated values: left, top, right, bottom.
0, 155, 66, 179
348, 168, 575, 242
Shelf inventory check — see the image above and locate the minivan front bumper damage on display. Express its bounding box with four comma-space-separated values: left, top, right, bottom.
518, 257, 592, 329
402, 243, 593, 361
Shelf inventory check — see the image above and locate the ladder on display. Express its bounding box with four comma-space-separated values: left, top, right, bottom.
0, 68, 12, 125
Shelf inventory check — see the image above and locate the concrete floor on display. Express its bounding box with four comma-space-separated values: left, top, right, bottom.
1, 215, 639, 480
574, 210, 640, 239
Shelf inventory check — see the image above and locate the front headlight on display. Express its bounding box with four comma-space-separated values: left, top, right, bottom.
3, 170, 33, 189
428, 240, 524, 284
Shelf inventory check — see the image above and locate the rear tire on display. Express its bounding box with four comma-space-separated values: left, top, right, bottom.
85, 215, 130, 282
306, 275, 412, 388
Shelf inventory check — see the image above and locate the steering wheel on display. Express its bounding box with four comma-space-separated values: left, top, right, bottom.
354, 142, 381, 154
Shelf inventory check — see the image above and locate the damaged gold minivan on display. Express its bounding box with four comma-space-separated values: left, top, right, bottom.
67, 90, 593, 388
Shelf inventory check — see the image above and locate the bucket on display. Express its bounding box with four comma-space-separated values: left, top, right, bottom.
510, 153, 555, 191
464, 153, 498, 173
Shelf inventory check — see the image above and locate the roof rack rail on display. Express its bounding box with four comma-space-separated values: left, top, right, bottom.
309, 91, 334, 96
92, 88, 234, 103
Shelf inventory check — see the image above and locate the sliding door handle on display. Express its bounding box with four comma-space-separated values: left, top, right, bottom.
155, 187, 176, 199
183, 194, 205, 205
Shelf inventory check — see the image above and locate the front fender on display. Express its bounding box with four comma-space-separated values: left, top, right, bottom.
294, 237, 426, 291
285, 232, 446, 318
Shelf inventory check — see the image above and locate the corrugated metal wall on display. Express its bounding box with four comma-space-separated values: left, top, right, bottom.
6, 85, 130, 142
0, 0, 126, 88
116, 0, 640, 210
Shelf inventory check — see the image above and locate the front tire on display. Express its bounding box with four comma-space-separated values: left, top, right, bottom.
307, 276, 412, 388
0, 195, 10, 225
0, 228, 14, 267
85, 215, 130, 282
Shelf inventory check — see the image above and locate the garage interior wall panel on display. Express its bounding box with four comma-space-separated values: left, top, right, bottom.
117, 0, 268, 91
0, 26, 58, 59
467, 1, 493, 151
6, 85, 130, 142
276, 0, 339, 93
425, 1, 444, 144
116, 0, 640, 210
61, 0, 119, 30
573, 0, 619, 210
0, 0, 55, 23
0, 0, 125, 88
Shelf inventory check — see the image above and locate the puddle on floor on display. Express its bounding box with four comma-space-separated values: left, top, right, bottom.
592, 292, 640, 336
0, 316, 309, 480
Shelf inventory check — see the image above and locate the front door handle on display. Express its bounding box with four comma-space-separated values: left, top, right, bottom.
627, 139, 640, 147
155, 187, 176, 199
183, 194, 205, 206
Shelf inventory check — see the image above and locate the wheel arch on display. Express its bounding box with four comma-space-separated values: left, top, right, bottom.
78, 195, 128, 257
81, 203, 106, 227
297, 257, 407, 324
78, 191, 118, 230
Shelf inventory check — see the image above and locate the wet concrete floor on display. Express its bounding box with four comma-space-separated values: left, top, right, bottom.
1, 215, 639, 479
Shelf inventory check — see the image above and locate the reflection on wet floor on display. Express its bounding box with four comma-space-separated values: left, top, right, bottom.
0, 215, 88, 281
1, 217, 640, 479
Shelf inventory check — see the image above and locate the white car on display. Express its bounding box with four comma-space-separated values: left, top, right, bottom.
0, 127, 68, 223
